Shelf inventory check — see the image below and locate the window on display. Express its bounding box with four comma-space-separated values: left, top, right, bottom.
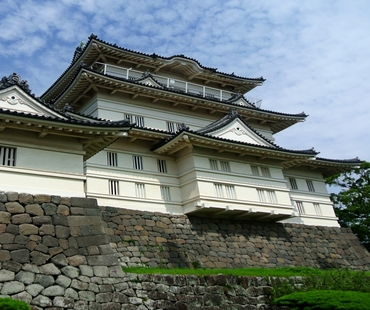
266, 190, 277, 203
107, 152, 118, 166
135, 116, 145, 127
160, 186, 171, 201
257, 189, 277, 204
306, 180, 315, 192
135, 183, 146, 198
214, 183, 224, 198
0, 146, 16, 166
124, 114, 133, 122
209, 159, 231, 172
251, 165, 260, 176
225, 185, 236, 199
166, 122, 181, 133
220, 161, 231, 172
157, 159, 167, 173
209, 159, 219, 170
108, 180, 119, 195
133, 156, 143, 170
260, 167, 271, 178
314, 203, 322, 215
296, 201, 305, 214
289, 178, 298, 190
125, 114, 145, 127
257, 189, 266, 202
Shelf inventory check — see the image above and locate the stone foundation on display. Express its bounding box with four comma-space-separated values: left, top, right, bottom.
0, 192, 369, 309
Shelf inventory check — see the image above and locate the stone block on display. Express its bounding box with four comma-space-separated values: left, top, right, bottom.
35, 274, 55, 287
67, 255, 87, 267
11, 249, 30, 263
70, 207, 86, 215
12, 290, 33, 304
0, 250, 11, 262
57, 205, 69, 215
0, 211, 11, 224
3, 261, 22, 272
15, 235, 30, 245
31, 251, 50, 265
87, 254, 119, 266
61, 266, 80, 279
6, 192, 18, 202
32, 215, 53, 225
56, 274, 72, 289
6, 223, 19, 234
55, 225, 70, 239
93, 266, 109, 277
33, 194, 51, 204
71, 279, 89, 291
16, 271, 35, 285
42, 235, 59, 247
80, 265, 94, 277
0, 232, 15, 244
0, 269, 15, 281
18, 193, 33, 204
26, 284, 44, 297
96, 292, 113, 302
0, 191, 7, 203
19, 223, 38, 235
71, 197, 97, 209
52, 214, 68, 226
25, 204, 44, 216
50, 195, 61, 205
1, 281, 25, 294
40, 263, 61, 275
42, 203, 57, 215
12, 213, 32, 224
31, 294, 52, 307
53, 296, 74, 308
65, 287, 78, 300
5, 201, 24, 214
49, 247, 63, 256
51, 253, 68, 267
42, 285, 65, 296
39, 224, 55, 236
68, 216, 102, 227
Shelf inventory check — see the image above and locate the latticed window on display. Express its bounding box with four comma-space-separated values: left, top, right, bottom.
135, 116, 145, 127
0, 146, 16, 166
160, 186, 171, 201
306, 180, 315, 192
257, 189, 266, 202
133, 156, 143, 170
225, 185, 236, 199
313, 203, 322, 215
124, 114, 133, 122
289, 178, 298, 190
209, 159, 218, 170
260, 167, 271, 178
135, 183, 146, 198
214, 183, 224, 198
108, 180, 119, 195
107, 152, 118, 166
157, 159, 167, 173
266, 190, 277, 203
220, 161, 231, 172
166, 121, 181, 133
296, 201, 305, 214
251, 165, 260, 176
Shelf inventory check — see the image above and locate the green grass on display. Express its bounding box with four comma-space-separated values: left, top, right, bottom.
123, 266, 337, 277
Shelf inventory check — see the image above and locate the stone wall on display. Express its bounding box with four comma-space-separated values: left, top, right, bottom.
0, 191, 369, 309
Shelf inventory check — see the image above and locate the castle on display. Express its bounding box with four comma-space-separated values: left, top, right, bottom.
0, 34, 361, 227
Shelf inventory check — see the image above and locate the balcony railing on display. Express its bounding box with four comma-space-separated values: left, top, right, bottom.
91, 62, 262, 107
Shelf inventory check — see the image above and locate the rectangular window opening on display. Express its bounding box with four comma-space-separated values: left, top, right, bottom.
306, 180, 315, 192
108, 180, 119, 195
107, 152, 118, 166
251, 165, 260, 176
214, 183, 224, 198
296, 201, 305, 214
220, 161, 231, 172
133, 156, 143, 170
209, 159, 219, 170
160, 186, 171, 201
135, 183, 146, 198
314, 203, 322, 215
157, 159, 167, 173
0, 146, 17, 166
135, 116, 145, 127
289, 178, 298, 190
260, 167, 271, 178
257, 189, 266, 202
225, 185, 236, 199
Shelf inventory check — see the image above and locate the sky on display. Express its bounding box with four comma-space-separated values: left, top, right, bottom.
0, 0, 369, 162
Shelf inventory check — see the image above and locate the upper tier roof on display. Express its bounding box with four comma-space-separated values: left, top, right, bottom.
42, 34, 265, 101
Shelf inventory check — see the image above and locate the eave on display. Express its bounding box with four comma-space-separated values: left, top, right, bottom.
152, 131, 316, 164
52, 68, 306, 133
0, 111, 130, 161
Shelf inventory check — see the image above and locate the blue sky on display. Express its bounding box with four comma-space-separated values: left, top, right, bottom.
1, 0, 369, 161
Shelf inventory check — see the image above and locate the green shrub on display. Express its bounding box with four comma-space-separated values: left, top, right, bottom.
0, 298, 31, 310
269, 269, 370, 300
274, 290, 370, 310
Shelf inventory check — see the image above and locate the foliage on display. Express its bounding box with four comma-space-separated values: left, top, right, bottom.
0, 298, 31, 310
326, 161, 370, 251
123, 266, 369, 278
270, 268, 370, 300
274, 290, 370, 310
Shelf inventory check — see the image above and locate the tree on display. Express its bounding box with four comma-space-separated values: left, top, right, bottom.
326, 161, 370, 251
